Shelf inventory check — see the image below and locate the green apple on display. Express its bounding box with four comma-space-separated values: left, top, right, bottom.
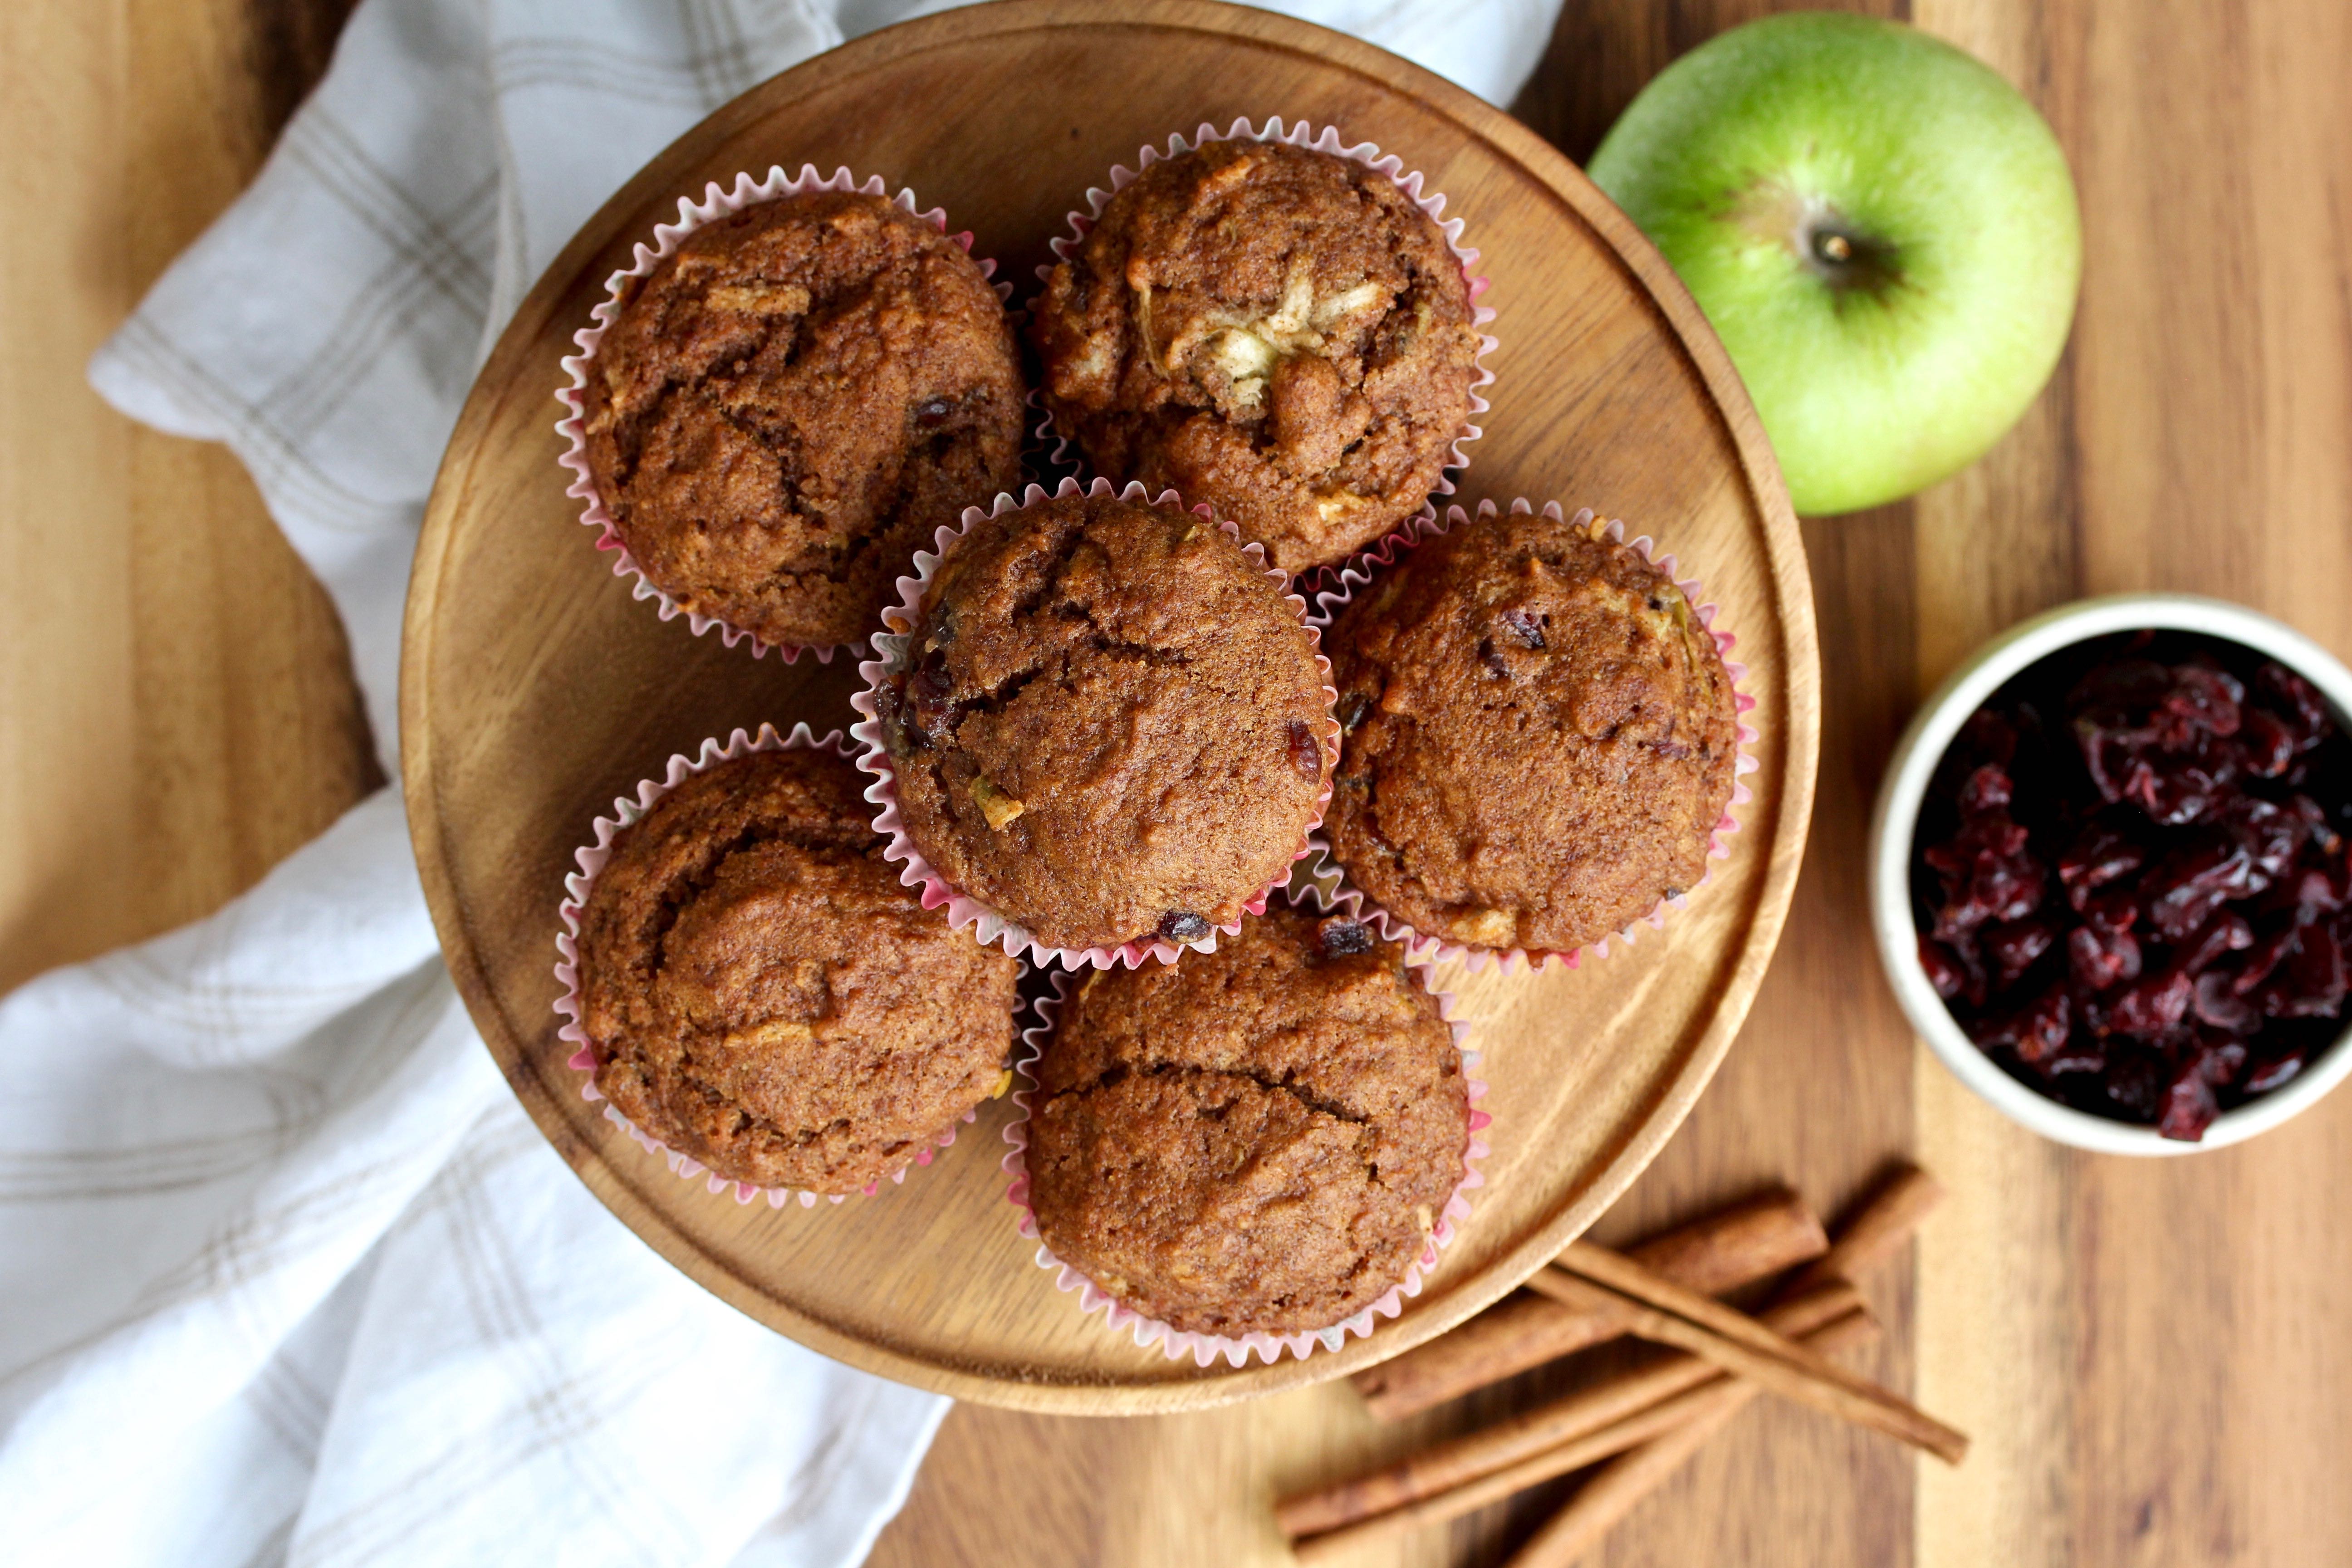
1588, 13, 2080, 515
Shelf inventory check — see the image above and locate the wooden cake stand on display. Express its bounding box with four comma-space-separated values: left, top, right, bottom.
402, 0, 1818, 1412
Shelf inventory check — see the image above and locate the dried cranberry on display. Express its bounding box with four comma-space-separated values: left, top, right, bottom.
1959, 763, 2014, 816
906, 653, 958, 746
1984, 983, 2071, 1065
2218, 794, 2307, 882
2102, 1051, 2166, 1120
2058, 826, 2146, 910
2270, 861, 2351, 918
2191, 970, 2256, 1033
2172, 911, 2254, 978
2241, 708, 2298, 776
2082, 888, 2140, 933
2257, 662, 2331, 748
2160, 658, 2244, 739
2128, 759, 2228, 826
1932, 935, 1990, 1007
1983, 916, 2060, 990
1926, 815, 2047, 934
2157, 1058, 2221, 1142
1284, 720, 1324, 783
2244, 1050, 2308, 1093
2108, 970, 2192, 1040
1941, 813, 2028, 867
2140, 840, 2254, 942
2068, 922, 2142, 993
2290, 794, 2342, 855
1318, 917, 1374, 958
2196, 1031, 2250, 1086
911, 395, 956, 430
2234, 921, 2303, 995
2075, 719, 2147, 806
1497, 606, 1546, 650
1157, 911, 1211, 943
1920, 936, 1971, 1002
2260, 924, 2347, 1018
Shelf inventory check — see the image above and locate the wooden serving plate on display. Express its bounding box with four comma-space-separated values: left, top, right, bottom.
402, 0, 1818, 1413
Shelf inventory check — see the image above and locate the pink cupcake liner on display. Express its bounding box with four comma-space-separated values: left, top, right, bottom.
846, 475, 1342, 972
552, 721, 986, 1210
1000, 893, 1490, 1367
554, 165, 1014, 662
1029, 116, 1498, 584
1303, 497, 1761, 975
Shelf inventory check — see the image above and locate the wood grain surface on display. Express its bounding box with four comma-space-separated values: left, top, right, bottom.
7, 0, 2352, 1563
0, 0, 377, 998
401, 0, 1815, 1413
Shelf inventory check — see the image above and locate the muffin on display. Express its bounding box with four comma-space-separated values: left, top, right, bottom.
1323, 504, 1740, 953
573, 745, 1022, 1193
578, 188, 1024, 648
871, 486, 1333, 955
1030, 138, 1481, 577
1024, 901, 1469, 1338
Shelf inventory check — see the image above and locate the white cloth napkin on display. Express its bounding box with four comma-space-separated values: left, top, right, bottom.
5, 3, 1562, 1564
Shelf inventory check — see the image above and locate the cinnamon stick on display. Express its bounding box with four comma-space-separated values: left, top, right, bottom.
1276, 1281, 1862, 1541
1784, 1165, 1945, 1298
1541, 1244, 1970, 1465
1280, 1168, 1947, 1562
1289, 1307, 1880, 1564
1505, 1162, 1950, 1566
1502, 1318, 1869, 1568
1352, 1189, 1828, 1421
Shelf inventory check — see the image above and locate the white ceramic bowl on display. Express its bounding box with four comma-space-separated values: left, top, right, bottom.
1870, 593, 2352, 1154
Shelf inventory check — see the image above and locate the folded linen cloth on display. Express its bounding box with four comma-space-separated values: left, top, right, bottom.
3, 3, 1562, 1564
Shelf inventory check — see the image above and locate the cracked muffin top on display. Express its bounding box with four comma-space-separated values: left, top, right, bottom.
1323, 506, 1740, 955
578, 189, 1024, 649
1025, 901, 1468, 1338
873, 490, 1333, 954
1030, 140, 1480, 578
573, 746, 1021, 1193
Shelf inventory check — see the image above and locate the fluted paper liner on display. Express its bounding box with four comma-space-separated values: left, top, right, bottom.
554, 165, 1013, 662
1000, 891, 1490, 1367
1029, 117, 1497, 584
1302, 498, 1761, 974
847, 475, 1341, 972
551, 722, 984, 1209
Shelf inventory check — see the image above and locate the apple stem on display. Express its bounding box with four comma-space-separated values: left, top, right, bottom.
1799, 216, 1901, 296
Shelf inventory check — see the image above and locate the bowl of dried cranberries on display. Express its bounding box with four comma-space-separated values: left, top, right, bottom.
1871, 594, 2352, 1152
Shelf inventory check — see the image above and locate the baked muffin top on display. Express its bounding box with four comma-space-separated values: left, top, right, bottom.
578, 189, 1024, 648
1323, 506, 1740, 953
1030, 140, 1480, 577
874, 490, 1332, 953
574, 746, 1021, 1193
1025, 901, 1469, 1338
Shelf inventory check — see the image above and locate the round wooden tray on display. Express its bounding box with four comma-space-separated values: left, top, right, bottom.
402, 0, 1817, 1413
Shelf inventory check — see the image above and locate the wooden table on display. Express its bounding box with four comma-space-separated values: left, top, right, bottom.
5, 2, 2347, 1563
